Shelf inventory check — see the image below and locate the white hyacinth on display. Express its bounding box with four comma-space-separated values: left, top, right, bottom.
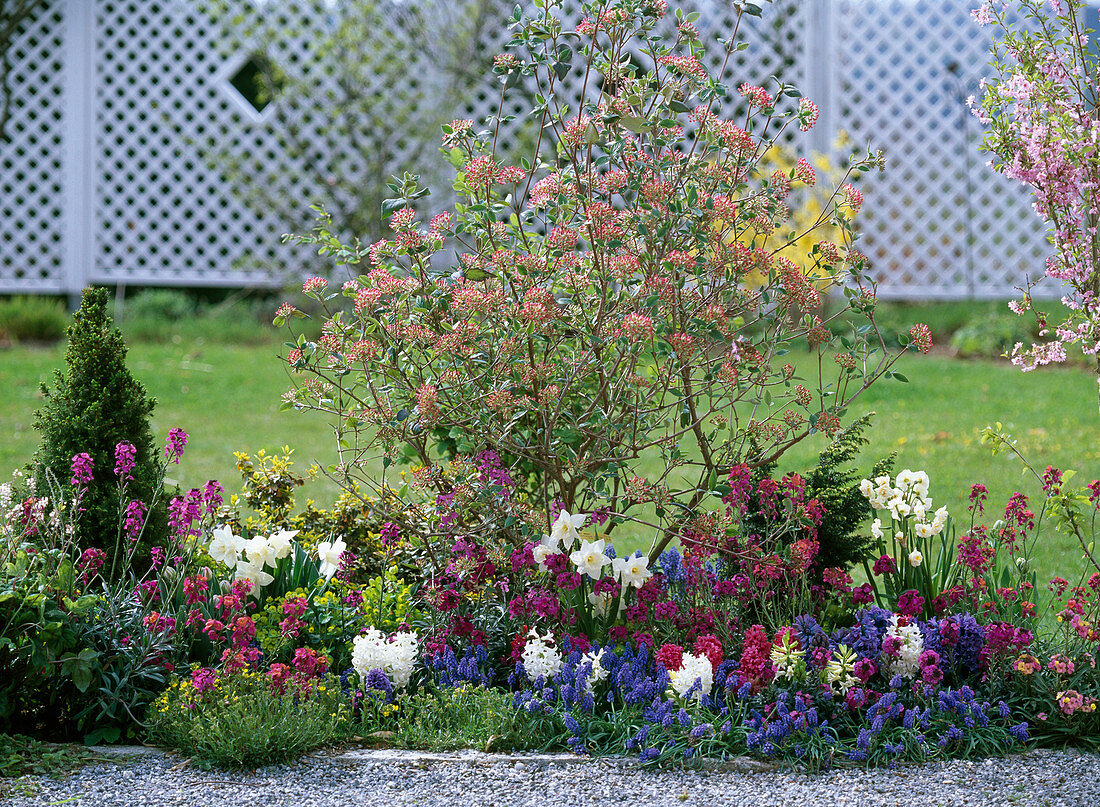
351, 627, 419, 689
668, 653, 713, 700
521, 628, 563, 681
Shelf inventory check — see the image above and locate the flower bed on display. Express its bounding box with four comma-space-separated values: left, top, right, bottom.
3, 0, 1099, 774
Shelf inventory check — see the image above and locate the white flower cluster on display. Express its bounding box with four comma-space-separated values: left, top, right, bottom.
533, 509, 653, 589
884, 615, 924, 679
207, 525, 299, 594
351, 627, 419, 689
668, 653, 713, 700
522, 628, 563, 681
860, 470, 948, 537
580, 648, 609, 691
2, 472, 64, 540
823, 645, 859, 695
770, 636, 805, 682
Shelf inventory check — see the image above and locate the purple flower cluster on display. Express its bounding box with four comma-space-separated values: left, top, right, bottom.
114, 441, 137, 481
70, 452, 94, 487
164, 428, 188, 464
123, 499, 146, 543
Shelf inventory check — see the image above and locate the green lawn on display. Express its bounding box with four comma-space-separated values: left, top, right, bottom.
2, 330, 1098, 591
0, 338, 341, 503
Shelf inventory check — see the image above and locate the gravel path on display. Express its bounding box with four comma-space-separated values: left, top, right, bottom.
5, 747, 1099, 807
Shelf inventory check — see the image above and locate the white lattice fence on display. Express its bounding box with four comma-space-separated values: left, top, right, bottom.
834, 0, 1054, 299
0, 0, 1059, 299
0, 0, 66, 293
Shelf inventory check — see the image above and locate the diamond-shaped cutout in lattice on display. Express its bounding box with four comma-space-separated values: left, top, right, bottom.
224, 52, 285, 120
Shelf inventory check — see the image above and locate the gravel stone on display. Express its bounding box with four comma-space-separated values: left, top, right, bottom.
5, 747, 1099, 807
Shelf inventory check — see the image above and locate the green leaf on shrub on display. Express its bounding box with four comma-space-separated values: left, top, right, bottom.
464, 268, 496, 281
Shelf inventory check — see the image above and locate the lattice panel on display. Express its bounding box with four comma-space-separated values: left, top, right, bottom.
463, 1, 808, 171
91, 0, 299, 287
0, 0, 1061, 297
0, 0, 66, 293
835, 0, 1053, 299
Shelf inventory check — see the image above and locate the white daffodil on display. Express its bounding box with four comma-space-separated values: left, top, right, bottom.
871, 518, 884, 540
267, 529, 298, 560
911, 471, 931, 501
914, 522, 934, 539
888, 497, 912, 519
908, 549, 924, 567
317, 537, 348, 579
612, 552, 653, 588
588, 591, 612, 619
235, 558, 274, 593
208, 525, 243, 567
859, 479, 874, 499
550, 509, 587, 550
532, 534, 560, 572
932, 506, 949, 529
244, 535, 276, 568
570, 537, 611, 580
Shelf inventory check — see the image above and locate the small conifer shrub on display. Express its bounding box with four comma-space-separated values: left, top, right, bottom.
33, 287, 162, 574
807, 413, 894, 573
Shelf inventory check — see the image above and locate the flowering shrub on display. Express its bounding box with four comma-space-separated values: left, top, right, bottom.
974, 1, 1100, 399
279, 0, 922, 561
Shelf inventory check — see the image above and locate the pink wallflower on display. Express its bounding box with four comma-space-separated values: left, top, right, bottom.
114, 442, 136, 481
853, 657, 876, 683
191, 667, 217, 695
872, 554, 897, 576
267, 663, 295, 695
70, 452, 94, 487
969, 483, 988, 514
183, 575, 209, 605
164, 428, 188, 463
124, 499, 146, 543
143, 611, 175, 635
1049, 654, 1076, 675
897, 590, 925, 617
293, 647, 329, 678
76, 547, 106, 582
203, 480, 223, 511
823, 567, 852, 592
852, 583, 874, 605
